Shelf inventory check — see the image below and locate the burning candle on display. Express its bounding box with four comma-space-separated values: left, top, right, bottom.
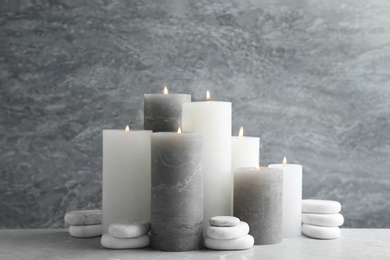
102, 126, 151, 234
144, 86, 191, 132
269, 157, 303, 237
231, 126, 260, 174
233, 166, 283, 245
151, 128, 203, 251
182, 91, 232, 232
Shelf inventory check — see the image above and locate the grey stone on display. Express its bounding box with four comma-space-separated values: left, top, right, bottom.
302, 213, 344, 227
109, 220, 150, 238
302, 224, 340, 240
69, 224, 102, 238
204, 235, 254, 250
206, 221, 249, 240
302, 200, 341, 214
65, 210, 102, 226
101, 234, 150, 249
210, 216, 240, 227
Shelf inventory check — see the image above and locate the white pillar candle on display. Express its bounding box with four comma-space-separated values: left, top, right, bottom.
269, 158, 303, 237
102, 127, 151, 234
231, 126, 260, 171
182, 91, 232, 231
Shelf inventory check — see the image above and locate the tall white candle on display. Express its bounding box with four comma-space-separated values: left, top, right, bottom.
231, 126, 260, 171
182, 91, 232, 231
269, 158, 303, 237
102, 127, 151, 234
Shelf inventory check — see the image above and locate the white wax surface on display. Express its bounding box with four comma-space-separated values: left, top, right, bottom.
182, 101, 232, 232
268, 163, 302, 238
102, 130, 151, 234
231, 136, 259, 171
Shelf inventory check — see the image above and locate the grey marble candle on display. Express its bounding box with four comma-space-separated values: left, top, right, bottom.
151, 131, 203, 251
144, 88, 191, 132
233, 167, 283, 245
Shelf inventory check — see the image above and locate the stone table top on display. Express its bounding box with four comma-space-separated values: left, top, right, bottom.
0, 229, 389, 259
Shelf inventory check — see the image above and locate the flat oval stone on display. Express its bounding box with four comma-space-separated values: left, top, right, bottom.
65, 210, 102, 226
207, 221, 249, 240
302, 224, 340, 239
302, 213, 344, 227
302, 200, 341, 214
69, 224, 102, 238
204, 235, 254, 250
210, 216, 240, 227
101, 234, 150, 249
109, 220, 150, 238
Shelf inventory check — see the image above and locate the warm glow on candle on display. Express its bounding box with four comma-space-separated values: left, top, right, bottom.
125, 125, 130, 132
163, 86, 168, 95
206, 90, 211, 101
238, 127, 244, 137
256, 164, 260, 171
177, 127, 182, 133
283, 157, 287, 164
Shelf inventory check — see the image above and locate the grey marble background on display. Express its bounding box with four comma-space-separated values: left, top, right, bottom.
1, 0, 389, 228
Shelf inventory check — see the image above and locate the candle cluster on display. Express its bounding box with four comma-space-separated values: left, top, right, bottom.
101, 87, 303, 251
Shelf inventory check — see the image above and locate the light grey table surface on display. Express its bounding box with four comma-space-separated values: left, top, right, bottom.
0, 229, 389, 260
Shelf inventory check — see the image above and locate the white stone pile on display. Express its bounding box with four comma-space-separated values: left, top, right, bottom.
101, 220, 151, 249
301, 200, 344, 240
204, 216, 254, 250
64, 210, 102, 238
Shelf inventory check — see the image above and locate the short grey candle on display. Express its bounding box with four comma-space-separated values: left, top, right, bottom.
151, 132, 203, 251
233, 167, 283, 245
144, 89, 191, 132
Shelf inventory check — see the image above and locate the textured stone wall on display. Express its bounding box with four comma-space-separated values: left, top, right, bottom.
1, 0, 390, 228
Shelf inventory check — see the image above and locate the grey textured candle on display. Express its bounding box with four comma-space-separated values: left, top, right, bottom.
151, 132, 203, 251
144, 93, 191, 132
233, 167, 283, 245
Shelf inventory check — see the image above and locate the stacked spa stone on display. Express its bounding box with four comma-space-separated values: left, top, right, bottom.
64, 210, 102, 238
204, 216, 254, 250
301, 200, 344, 239
101, 220, 150, 249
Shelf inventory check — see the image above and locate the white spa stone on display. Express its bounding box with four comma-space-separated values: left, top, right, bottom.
207, 221, 249, 240
109, 220, 150, 238
302, 213, 344, 227
101, 233, 150, 249
65, 210, 102, 226
210, 216, 240, 227
204, 235, 254, 250
302, 224, 340, 239
302, 200, 341, 214
69, 224, 102, 238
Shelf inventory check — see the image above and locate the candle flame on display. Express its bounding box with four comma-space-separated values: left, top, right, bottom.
163, 86, 168, 95
125, 125, 130, 132
283, 157, 287, 164
177, 127, 182, 133
238, 127, 244, 137
256, 164, 260, 171
206, 90, 211, 101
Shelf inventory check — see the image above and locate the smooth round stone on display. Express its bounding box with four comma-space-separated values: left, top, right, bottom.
302, 200, 341, 214
65, 210, 102, 226
302, 224, 340, 239
207, 221, 249, 240
101, 234, 150, 249
204, 235, 254, 250
302, 213, 344, 227
210, 216, 240, 227
109, 220, 150, 238
69, 224, 102, 238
